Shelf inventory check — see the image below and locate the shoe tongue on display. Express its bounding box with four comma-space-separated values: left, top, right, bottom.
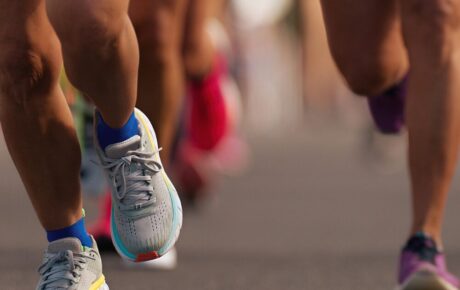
48, 238, 83, 254
105, 135, 141, 159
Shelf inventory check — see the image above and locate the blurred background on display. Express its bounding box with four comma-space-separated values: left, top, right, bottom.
3, 0, 460, 289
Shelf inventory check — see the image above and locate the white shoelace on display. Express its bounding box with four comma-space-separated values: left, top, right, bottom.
99, 149, 162, 211
37, 250, 94, 290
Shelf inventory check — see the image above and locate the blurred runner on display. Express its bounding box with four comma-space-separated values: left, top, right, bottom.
168, 0, 244, 204
320, 1, 460, 289
0, 0, 183, 289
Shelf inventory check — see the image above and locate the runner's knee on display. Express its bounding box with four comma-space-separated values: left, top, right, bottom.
402, 0, 460, 61
132, 11, 181, 66
0, 37, 61, 105
48, 1, 127, 54
182, 33, 211, 75
129, 0, 185, 66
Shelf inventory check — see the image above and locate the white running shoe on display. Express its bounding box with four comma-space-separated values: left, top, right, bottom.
122, 247, 178, 270
95, 108, 183, 262
36, 237, 108, 290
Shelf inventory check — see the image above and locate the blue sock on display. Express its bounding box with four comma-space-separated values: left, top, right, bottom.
47, 218, 93, 247
97, 111, 139, 150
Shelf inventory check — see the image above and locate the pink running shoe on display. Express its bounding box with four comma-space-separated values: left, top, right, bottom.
397, 233, 459, 290
187, 55, 229, 151
175, 55, 248, 204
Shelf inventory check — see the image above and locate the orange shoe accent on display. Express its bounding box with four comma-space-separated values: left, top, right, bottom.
135, 251, 159, 262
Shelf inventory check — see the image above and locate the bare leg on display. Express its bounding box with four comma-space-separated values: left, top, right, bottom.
320, 0, 408, 95
321, 0, 460, 245
183, 0, 215, 78
47, 0, 183, 258
401, 0, 460, 244
300, 0, 348, 110
129, 0, 188, 164
0, 0, 82, 230
46, 0, 139, 128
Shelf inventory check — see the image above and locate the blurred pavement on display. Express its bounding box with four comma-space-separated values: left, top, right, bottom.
3, 120, 460, 290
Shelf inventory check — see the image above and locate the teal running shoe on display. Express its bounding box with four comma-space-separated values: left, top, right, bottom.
95, 108, 183, 262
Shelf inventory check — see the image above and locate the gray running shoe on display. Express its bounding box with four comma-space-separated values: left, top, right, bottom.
36, 237, 108, 290
95, 108, 183, 262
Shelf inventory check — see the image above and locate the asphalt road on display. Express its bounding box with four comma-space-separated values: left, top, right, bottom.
3, 121, 460, 290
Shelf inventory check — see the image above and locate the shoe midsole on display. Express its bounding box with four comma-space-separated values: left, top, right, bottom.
90, 275, 108, 290
396, 271, 458, 290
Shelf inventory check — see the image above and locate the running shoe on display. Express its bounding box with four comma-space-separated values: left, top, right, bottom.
36, 237, 108, 290
187, 55, 229, 151
174, 54, 249, 205
368, 75, 408, 134
397, 233, 459, 290
95, 108, 183, 262
172, 55, 229, 203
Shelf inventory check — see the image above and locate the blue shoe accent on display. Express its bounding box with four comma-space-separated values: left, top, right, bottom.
47, 217, 93, 247
97, 111, 139, 150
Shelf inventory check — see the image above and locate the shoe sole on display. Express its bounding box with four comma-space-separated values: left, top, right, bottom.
122, 247, 177, 271
110, 108, 183, 262
396, 270, 458, 290
96, 283, 110, 290
90, 274, 109, 290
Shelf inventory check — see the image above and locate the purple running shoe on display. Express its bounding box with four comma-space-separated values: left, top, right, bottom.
368, 76, 408, 134
397, 233, 459, 290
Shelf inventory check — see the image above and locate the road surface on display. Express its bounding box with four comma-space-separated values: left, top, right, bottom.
2, 122, 460, 290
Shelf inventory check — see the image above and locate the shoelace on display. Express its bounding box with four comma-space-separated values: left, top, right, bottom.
99, 149, 162, 211
37, 250, 94, 290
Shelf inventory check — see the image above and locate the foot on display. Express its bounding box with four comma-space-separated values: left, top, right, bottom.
397, 233, 459, 290
176, 54, 248, 204
95, 108, 183, 262
36, 237, 108, 290
368, 76, 408, 134
187, 55, 229, 151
